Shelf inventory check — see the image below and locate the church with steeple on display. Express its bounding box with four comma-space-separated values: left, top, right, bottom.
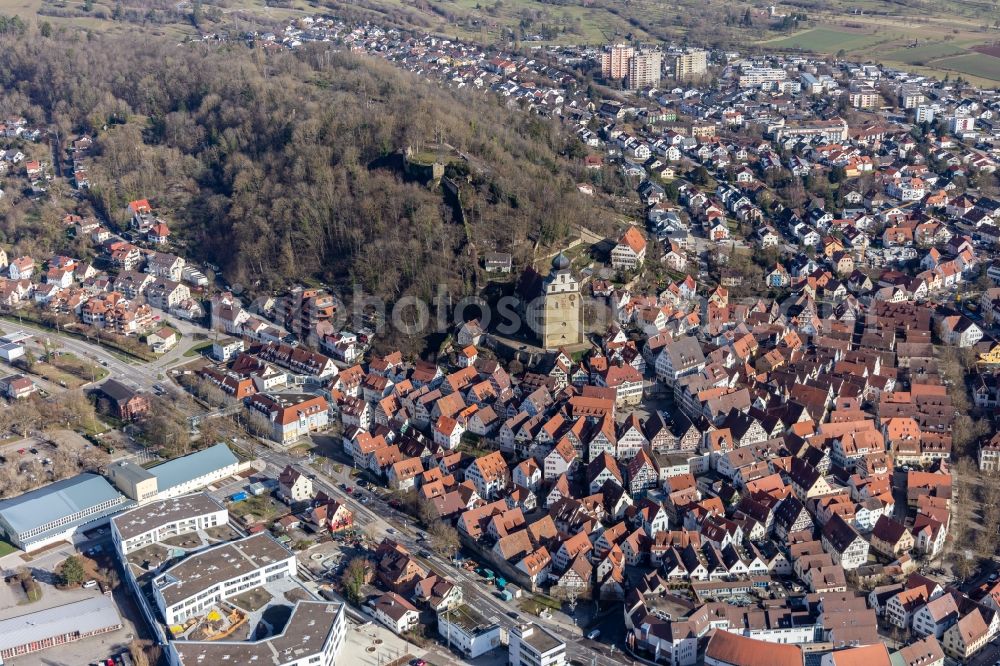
517, 251, 583, 350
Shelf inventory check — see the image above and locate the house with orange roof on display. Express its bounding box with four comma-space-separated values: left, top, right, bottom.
465, 451, 509, 499
246, 392, 329, 445
543, 438, 578, 480
611, 225, 647, 270
512, 458, 542, 492
387, 457, 425, 492
516, 547, 552, 588
597, 363, 644, 406
942, 607, 992, 660
819, 643, 891, 666
433, 415, 465, 450
8, 256, 33, 281
705, 629, 803, 666
457, 344, 478, 367
885, 576, 943, 629
148, 221, 170, 244
906, 470, 952, 508
553, 530, 593, 571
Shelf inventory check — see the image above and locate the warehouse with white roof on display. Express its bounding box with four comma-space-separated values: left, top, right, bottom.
0, 596, 123, 661
0, 473, 133, 551
108, 443, 242, 503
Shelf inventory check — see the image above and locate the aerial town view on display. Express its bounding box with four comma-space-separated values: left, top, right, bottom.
0, 0, 997, 665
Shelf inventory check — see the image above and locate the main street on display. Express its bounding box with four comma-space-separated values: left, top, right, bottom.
246, 441, 634, 666
1, 316, 207, 393
4, 314, 634, 665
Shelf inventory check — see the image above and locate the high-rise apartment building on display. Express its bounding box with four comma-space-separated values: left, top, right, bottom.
627, 50, 662, 90
600, 43, 633, 80
671, 49, 707, 79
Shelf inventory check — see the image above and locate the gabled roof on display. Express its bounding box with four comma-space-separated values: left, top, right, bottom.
704, 629, 803, 666
822, 514, 861, 553
617, 226, 647, 254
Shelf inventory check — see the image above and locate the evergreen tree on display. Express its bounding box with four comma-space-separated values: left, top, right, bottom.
59, 556, 86, 586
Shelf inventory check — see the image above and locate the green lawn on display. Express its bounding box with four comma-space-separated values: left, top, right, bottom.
518, 593, 561, 615
183, 341, 213, 358
0, 539, 18, 557
761, 27, 893, 53
932, 52, 1000, 82
31, 362, 85, 389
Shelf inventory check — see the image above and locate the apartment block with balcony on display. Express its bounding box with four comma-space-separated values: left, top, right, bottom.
153, 533, 296, 625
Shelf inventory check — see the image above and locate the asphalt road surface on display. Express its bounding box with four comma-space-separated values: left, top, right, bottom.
251, 444, 633, 666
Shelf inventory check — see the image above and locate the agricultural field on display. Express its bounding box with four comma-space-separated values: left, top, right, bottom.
436, 0, 640, 44
754, 10, 1000, 85
933, 52, 1000, 81
874, 39, 1000, 85
880, 42, 969, 65
760, 27, 897, 53
325, 0, 662, 45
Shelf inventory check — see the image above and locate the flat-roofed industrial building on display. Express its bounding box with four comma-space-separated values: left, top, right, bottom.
0, 596, 123, 661
0, 473, 133, 552
108, 443, 242, 504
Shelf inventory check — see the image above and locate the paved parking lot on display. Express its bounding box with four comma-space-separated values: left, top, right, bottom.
0, 436, 55, 466
0, 573, 25, 611
341, 619, 428, 666
206, 475, 250, 501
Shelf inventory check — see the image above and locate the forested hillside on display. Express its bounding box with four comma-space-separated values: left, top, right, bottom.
0, 33, 609, 301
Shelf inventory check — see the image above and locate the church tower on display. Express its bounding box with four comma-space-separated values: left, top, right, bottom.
541, 252, 582, 349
